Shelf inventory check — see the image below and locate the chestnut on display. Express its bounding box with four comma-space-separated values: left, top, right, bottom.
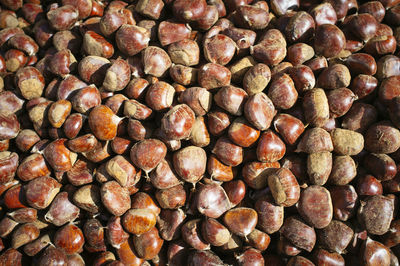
122, 208, 156, 235
330, 128, 364, 156
280, 215, 316, 252
158, 208, 186, 241
235, 5, 270, 30
345, 53, 377, 76
25, 176, 61, 209
0, 152, 18, 184
348, 13, 378, 41
130, 138, 167, 176
255, 195, 284, 234
228, 117, 260, 147
173, 146, 206, 184
302, 88, 329, 127
214, 85, 248, 116
196, 183, 232, 218
223, 207, 258, 237
310, 3, 337, 26
198, 63, 231, 89
273, 113, 305, 145
116, 25, 150, 56
365, 121, 400, 154
88, 105, 122, 141
172, 0, 207, 22
100, 181, 131, 216
242, 161, 279, 189
318, 220, 354, 254
243, 63, 271, 95
358, 195, 394, 235
181, 219, 210, 250
43, 138, 73, 172
38, 246, 67, 265
15, 66, 45, 100
361, 238, 390, 265
207, 155, 235, 182
296, 127, 333, 154
135, 0, 164, 19
145, 81, 175, 111
83, 30, 113, 59
47, 5, 79, 31
329, 185, 358, 221
267, 168, 300, 207
270, 0, 299, 16
54, 223, 84, 255
142, 46, 172, 77
298, 185, 333, 229
102, 58, 131, 92
212, 137, 243, 167
244, 92, 275, 131
156, 184, 186, 209
44, 192, 79, 226
251, 29, 287, 66
160, 104, 195, 141
236, 248, 265, 266
257, 130, 286, 163
314, 24, 346, 58
285, 11, 315, 43
204, 34, 236, 66
11, 223, 40, 249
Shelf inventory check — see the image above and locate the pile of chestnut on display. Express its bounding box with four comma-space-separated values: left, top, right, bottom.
2, 0, 400, 265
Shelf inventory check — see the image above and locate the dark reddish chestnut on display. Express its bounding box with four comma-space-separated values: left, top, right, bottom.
314, 24, 346, 58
